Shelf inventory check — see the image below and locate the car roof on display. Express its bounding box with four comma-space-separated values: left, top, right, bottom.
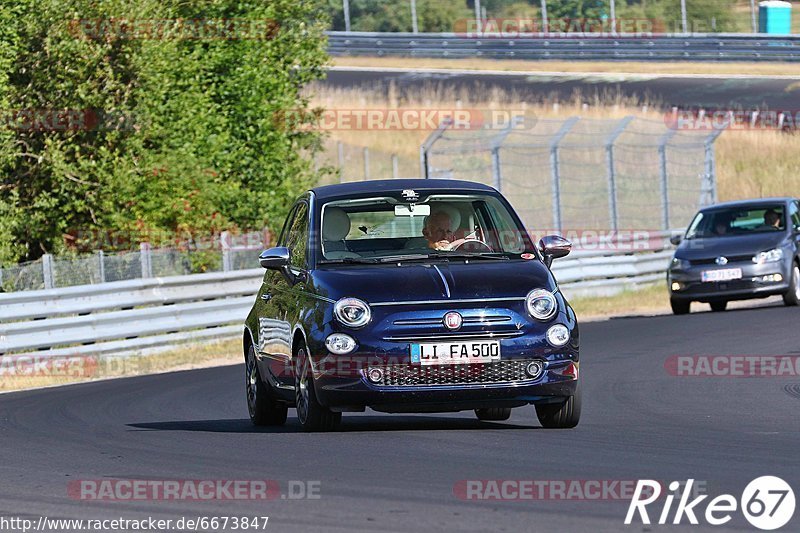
310, 179, 497, 201
701, 197, 796, 211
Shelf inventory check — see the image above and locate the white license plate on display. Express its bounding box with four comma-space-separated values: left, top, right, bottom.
701, 268, 743, 282
410, 341, 501, 366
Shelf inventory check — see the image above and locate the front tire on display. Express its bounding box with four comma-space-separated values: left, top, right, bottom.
475, 407, 512, 421
294, 347, 341, 432
246, 345, 288, 426
783, 263, 800, 306
536, 383, 581, 429
670, 298, 690, 315
710, 301, 727, 312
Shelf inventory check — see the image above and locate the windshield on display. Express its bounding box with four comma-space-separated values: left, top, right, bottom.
319, 193, 534, 261
685, 205, 786, 239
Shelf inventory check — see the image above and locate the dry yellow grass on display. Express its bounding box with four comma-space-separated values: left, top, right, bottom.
0, 339, 241, 392
569, 283, 669, 319
333, 57, 800, 77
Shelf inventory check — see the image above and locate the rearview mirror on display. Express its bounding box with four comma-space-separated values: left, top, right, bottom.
259, 247, 290, 269
669, 234, 683, 246
539, 235, 572, 267
395, 204, 431, 217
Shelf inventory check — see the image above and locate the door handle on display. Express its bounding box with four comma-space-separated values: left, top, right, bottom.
261, 293, 272, 302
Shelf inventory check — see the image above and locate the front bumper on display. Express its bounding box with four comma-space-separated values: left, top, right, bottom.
668, 261, 790, 302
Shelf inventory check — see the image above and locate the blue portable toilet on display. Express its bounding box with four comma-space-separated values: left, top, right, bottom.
759, 1, 792, 34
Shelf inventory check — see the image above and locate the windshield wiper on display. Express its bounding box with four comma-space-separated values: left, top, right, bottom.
318, 257, 382, 264
427, 251, 510, 261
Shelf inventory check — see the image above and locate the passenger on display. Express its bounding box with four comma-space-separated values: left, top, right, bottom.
762, 209, 782, 230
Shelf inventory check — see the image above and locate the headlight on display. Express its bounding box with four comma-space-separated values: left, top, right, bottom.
752, 248, 783, 264
325, 333, 357, 355
526, 289, 557, 320
670, 257, 690, 270
546, 324, 570, 347
333, 297, 371, 328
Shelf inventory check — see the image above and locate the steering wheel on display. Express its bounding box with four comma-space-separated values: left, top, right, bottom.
451, 239, 493, 253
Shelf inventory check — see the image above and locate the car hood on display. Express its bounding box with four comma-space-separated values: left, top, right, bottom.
677, 232, 787, 260
311, 259, 556, 303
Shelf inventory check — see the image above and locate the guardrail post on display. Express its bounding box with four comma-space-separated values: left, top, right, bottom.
363, 147, 370, 180
97, 250, 106, 283
140, 242, 152, 279
658, 129, 678, 231
605, 116, 634, 232
42, 253, 54, 289
221, 231, 232, 272
391, 154, 399, 178
549, 117, 579, 233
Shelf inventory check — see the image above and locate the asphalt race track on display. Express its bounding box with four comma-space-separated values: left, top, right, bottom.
1, 303, 799, 532
324, 67, 800, 110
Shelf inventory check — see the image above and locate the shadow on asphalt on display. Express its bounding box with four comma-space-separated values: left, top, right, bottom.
127, 416, 539, 433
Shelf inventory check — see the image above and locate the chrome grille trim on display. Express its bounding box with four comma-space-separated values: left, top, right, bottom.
383, 331, 523, 341
371, 297, 526, 307
369, 360, 543, 387
393, 316, 512, 326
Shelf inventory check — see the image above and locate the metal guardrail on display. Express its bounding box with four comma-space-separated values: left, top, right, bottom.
328, 31, 800, 61
0, 237, 677, 357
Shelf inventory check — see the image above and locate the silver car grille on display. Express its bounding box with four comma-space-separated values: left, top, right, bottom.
370, 360, 541, 387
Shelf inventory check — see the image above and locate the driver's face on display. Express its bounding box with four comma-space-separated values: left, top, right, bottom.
423, 212, 454, 243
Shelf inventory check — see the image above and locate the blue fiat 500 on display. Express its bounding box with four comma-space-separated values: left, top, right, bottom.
243, 179, 580, 431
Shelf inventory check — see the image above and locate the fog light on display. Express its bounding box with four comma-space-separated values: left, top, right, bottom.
325, 333, 357, 355
546, 324, 570, 347
671, 281, 683, 291
760, 274, 783, 283
525, 360, 545, 379
366, 367, 384, 384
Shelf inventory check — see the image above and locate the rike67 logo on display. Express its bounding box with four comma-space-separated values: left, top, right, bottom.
625, 477, 795, 530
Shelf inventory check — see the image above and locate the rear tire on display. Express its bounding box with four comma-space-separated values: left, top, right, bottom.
670, 298, 690, 315
536, 383, 581, 429
294, 347, 341, 432
710, 301, 727, 312
475, 407, 512, 421
246, 345, 288, 426
783, 263, 800, 307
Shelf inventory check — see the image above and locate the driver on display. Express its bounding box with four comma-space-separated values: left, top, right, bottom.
422, 210, 459, 250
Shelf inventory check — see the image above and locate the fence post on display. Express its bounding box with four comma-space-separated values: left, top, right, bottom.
410, 0, 418, 33
604, 116, 634, 232
342, 0, 351, 32
97, 250, 106, 283
658, 129, 678, 230
392, 154, 399, 179
491, 148, 503, 191
702, 127, 726, 206
419, 118, 452, 178
363, 147, 370, 180
140, 242, 152, 279
337, 141, 344, 183
42, 253, 54, 289
221, 231, 232, 272
549, 117, 580, 233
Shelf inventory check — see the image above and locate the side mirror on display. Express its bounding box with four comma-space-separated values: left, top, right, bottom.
259, 246, 290, 270
669, 234, 683, 246
538, 235, 572, 267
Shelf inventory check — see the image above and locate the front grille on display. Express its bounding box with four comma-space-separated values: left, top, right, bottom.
690, 255, 753, 266
370, 360, 541, 387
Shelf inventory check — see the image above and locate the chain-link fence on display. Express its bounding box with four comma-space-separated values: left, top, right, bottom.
0, 230, 269, 293
422, 115, 723, 233
315, 139, 420, 185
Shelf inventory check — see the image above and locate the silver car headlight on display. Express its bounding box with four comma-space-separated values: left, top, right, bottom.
333, 297, 371, 328
526, 289, 557, 320
752, 248, 783, 264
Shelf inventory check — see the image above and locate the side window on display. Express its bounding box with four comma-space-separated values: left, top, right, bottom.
277, 205, 298, 247
284, 203, 309, 269
791, 202, 800, 229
